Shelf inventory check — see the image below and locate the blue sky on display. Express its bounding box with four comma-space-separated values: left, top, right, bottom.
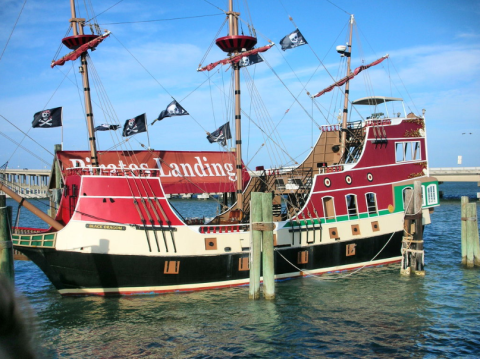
1, 0, 479, 170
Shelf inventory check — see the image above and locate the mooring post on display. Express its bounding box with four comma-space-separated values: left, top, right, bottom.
49, 144, 62, 218
469, 203, 480, 267
0, 195, 14, 282
465, 203, 475, 268
461, 196, 469, 264
401, 188, 414, 275
413, 181, 425, 275
465, 202, 480, 268
249, 192, 261, 299
261, 192, 275, 300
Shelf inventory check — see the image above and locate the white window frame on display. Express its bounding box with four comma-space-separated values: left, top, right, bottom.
427, 184, 437, 205
345, 194, 358, 218
365, 192, 378, 215
395, 141, 421, 162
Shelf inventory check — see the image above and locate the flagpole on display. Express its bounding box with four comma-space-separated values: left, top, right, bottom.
68, 0, 99, 173
146, 114, 151, 149
61, 107, 64, 150
340, 14, 354, 162
228, 0, 244, 213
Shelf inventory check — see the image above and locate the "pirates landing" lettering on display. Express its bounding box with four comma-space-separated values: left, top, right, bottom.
68, 156, 237, 181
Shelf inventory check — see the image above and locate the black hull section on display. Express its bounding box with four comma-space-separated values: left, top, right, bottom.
16, 232, 403, 295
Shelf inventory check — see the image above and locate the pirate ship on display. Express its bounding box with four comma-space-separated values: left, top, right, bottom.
4, 1, 439, 295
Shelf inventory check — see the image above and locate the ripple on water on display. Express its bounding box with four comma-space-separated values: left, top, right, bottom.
9, 185, 480, 358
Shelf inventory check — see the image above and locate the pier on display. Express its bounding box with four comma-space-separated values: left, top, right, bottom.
0, 169, 50, 198
430, 167, 480, 184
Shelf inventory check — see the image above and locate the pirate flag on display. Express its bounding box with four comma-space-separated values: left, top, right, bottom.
279, 29, 308, 51
95, 124, 120, 131
32, 107, 62, 128
239, 53, 264, 67
206, 122, 231, 147
122, 114, 147, 137
151, 100, 189, 125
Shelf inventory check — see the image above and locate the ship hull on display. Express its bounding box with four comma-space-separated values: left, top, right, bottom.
17, 231, 403, 295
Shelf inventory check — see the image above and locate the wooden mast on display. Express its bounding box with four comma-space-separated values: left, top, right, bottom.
340, 14, 354, 162
228, 0, 244, 212
69, 0, 99, 171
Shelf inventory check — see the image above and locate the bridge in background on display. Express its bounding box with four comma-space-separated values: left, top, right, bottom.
0, 169, 51, 198
429, 167, 480, 184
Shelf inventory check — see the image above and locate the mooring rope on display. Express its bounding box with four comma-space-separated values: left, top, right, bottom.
275, 230, 396, 280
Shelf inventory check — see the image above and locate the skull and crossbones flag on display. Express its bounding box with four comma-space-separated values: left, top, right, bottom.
152, 100, 189, 125
32, 107, 63, 128
122, 114, 147, 137
95, 124, 121, 131
239, 53, 264, 68
206, 122, 231, 147
279, 29, 308, 51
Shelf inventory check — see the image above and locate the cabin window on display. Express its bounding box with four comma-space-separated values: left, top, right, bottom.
346, 194, 358, 218
427, 184, 437, 205
396, 141, 421, 162
366, 192, 378, 215
322, 197, 336, 221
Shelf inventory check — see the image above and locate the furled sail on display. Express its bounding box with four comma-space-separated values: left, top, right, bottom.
312, 54, 389, 98
197, 44, 274, 72
51, 31, 111, 68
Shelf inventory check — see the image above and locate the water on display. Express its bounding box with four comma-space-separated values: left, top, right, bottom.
6, 182, 480, 358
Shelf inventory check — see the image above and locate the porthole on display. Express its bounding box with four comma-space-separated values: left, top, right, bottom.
324, 178, 331, 187
345, 175, 352, 185
367, 173, 373, 182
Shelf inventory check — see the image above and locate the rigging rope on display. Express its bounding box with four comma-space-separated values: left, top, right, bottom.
0, 131, 51, 166
275, 230, 396, 280
100, 13, 224, 26
0, 0, 27, 64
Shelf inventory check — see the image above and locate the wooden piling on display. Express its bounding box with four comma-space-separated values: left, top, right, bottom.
49, 144, 62, 218
465, 202, 480, 268
461, 196, 469, 264
249, 192, 261, 299
465, 203, 475, 267
261, 193, 275, 300
413, 181, 425, 275
249, 192, 275, 300
470, 203, 480, 267
401, 188, 413, 275
0, 195, 14, 282
401, 181, 425, 276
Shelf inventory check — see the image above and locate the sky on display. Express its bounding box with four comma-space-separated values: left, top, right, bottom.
0, 0, 479, 170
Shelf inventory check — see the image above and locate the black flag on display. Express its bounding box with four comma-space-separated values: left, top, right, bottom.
32, 107, 62, 128
122, 114, 147, 137
95, 124, 120, 131
239, 53, 264, 67
207, 122, 231, 146
152, 100, 189, 125
279, 29, 308, 51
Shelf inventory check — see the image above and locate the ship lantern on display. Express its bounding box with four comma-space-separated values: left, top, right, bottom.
62, 35, 99, 50
215, 35, 257, 53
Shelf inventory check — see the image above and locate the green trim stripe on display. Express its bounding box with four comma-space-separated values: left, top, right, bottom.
12, 232, 56, 248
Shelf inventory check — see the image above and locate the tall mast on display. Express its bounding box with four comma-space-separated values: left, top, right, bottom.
228, 0, 243, 211
69, 0, 99, 171
340, 14, 354, 162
